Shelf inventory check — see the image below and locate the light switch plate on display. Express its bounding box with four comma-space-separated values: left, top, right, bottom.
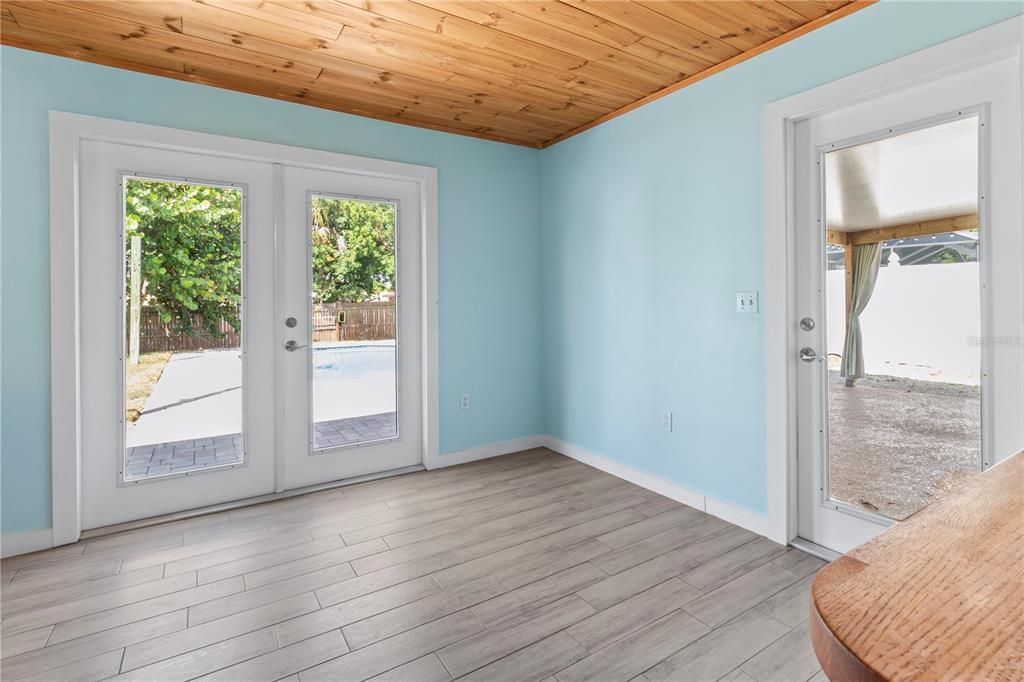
736, 291, 759, 314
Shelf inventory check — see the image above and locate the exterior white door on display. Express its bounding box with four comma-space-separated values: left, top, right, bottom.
795, 57, 1023, 554
279, 166, 422, 489
79, 141, 277, 530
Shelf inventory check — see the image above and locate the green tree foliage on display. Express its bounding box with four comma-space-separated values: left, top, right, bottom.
125, 179, 242, 336
924, 245, 975, 264
311, 197, 396, 303
125, 182, 396, 337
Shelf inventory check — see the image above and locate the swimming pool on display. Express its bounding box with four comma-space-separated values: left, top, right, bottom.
312, 342, 396, 422
313, 342, 396, 380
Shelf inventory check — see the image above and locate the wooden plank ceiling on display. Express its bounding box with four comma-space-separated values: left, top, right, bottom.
1, 1, 872, 147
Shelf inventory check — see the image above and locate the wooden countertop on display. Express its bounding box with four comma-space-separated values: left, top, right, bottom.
810, 451, 1024, 681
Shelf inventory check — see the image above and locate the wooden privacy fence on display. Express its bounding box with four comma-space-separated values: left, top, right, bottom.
134, 307, 240, 353
313, 301, 395, 342
132, 301, 395, 353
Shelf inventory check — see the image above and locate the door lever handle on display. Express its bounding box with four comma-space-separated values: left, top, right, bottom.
799, 347, 822, 363
284, 340, 307, 352
798, 346, 823, 360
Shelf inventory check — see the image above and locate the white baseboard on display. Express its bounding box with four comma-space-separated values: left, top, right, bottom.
431, 435, 546, 469
1, 528, 55, 558
705, 497, 777, 541
543, 436, 705, 509
541, 435, 780, 543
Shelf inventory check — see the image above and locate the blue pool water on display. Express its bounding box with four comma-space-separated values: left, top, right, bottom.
313, 343, 396, 380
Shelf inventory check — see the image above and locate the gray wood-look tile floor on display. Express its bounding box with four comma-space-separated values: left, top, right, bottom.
0, 448, 828, 682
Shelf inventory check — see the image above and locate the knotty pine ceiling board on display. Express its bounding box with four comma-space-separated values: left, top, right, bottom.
1, 1, 875, 147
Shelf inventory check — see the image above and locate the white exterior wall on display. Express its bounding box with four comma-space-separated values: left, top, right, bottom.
826, 262, 981, 383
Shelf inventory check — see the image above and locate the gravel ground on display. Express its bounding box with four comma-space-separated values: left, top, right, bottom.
827, 371, 981, 521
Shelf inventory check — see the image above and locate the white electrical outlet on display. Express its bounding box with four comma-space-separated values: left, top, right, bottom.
736, 291, 759, 314
460, 393, 471, 410
662, 411, 673, 432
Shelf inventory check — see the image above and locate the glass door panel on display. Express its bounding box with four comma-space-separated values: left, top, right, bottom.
310, 195, 399, 451
821, 117, 983, 522
122, 177, 244, 481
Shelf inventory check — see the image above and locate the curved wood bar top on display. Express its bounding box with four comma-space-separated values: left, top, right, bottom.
810, 451, 1024, 681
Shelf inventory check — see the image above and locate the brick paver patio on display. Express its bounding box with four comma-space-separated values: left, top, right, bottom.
313, 411, 397, 450
126, 411, 398, 479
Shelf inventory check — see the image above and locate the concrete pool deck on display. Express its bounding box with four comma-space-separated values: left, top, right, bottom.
127, 350, 243, 448
126, 347, 397, 478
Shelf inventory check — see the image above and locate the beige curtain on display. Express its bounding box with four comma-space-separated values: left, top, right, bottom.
841, 242, 883, 383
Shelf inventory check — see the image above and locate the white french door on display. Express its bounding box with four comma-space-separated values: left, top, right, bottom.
79, 141, 277, 529
78, 141, 425, 530
794, 57, 1023, 554
279, 166, 422, 489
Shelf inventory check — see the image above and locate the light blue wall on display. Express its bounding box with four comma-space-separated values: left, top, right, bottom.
539, 1, 1023, 516
3, 1, 1021, 536
0, 47, 543, 534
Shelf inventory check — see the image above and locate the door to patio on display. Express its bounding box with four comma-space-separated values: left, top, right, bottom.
78, 141, 424, 530
793, 57, 1024, 555
279, 166, 422, 490
79, 141, 278, 529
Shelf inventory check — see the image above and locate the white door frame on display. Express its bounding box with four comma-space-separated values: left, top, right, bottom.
49, 111, 439, 547
761, 16, 1023, 546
